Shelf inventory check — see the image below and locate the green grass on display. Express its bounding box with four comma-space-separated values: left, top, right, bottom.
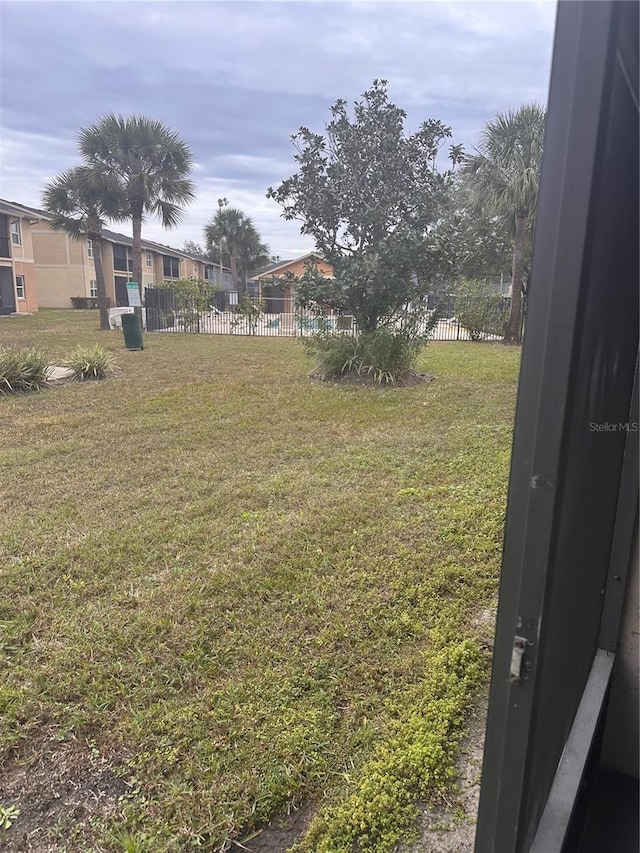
0, 311, 520, 851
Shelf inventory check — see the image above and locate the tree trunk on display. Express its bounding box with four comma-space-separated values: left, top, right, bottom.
92, 234, 110, 331
131, 206, 144, 308
230, 255, 240, 294
504, 211, 527, 344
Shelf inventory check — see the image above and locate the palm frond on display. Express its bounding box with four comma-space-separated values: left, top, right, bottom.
152, 199, 183, 229
78, 114, 194, 231
42, 167, 123, 237
462, 103, 546, 218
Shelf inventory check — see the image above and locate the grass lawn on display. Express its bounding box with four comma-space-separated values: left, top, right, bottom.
0, 311, 520, 852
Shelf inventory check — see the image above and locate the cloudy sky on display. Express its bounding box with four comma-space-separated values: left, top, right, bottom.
1, 0, 556, 259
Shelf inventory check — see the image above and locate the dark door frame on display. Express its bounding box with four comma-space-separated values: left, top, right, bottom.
474, 2, 639, 851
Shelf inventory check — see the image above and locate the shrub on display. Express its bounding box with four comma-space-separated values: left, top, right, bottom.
0, 347, 48, 394
231, 295, 266, 335
63, 345, 116, 381
453, 280, 510, 341
157, 279, 219, 334
305, 328, 426, 385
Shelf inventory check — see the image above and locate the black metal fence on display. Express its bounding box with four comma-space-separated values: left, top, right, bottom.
144, 288, 520, 341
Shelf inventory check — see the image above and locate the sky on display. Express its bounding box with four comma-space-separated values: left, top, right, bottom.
0, 0, 557, 260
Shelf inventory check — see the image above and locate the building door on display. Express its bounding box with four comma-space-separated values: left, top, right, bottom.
0, 266, 16, 315
115, 277, 129, 307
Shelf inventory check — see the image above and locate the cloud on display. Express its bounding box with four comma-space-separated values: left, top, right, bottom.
0, 0, 556, 256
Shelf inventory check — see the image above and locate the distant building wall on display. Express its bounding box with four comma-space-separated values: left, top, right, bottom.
7, 216, 39, 313
32, 222, 97, 307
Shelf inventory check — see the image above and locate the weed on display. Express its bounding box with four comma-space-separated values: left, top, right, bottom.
0, 804, 20, 836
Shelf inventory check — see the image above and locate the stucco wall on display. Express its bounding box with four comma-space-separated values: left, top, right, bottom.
14, 259, 38, 313
32, 224, 95, 307
9, 216, 35, 262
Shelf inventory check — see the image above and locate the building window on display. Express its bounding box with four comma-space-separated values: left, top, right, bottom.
10, 220, 21, 246
89, 280, 97, 298
87, 238, 94, 258
162, 256, 180, 278
15, 275, 25, 299
146, 251, 153, 268
113, 243, 133, 272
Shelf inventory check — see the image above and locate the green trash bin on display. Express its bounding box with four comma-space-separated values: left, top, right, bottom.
122, 312, 144, 350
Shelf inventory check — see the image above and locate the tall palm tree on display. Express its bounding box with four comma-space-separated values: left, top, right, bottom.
463, 104, 546, 343
78, 115, 195, 303
204, 207, 269, 295
43, 166, 124, 330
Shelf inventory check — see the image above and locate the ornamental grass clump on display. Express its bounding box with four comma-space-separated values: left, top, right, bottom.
305, 329, 427, 385
63, 344, 117, 381
0, 347, 48, 394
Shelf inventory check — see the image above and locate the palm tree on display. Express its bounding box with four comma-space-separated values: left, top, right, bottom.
78, 115, 195, 303
204, 207, 269, 295
43, 166, 124, 330
463, 104, 546, 343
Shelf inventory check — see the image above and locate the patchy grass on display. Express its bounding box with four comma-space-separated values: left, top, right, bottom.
0, 311, 520, 851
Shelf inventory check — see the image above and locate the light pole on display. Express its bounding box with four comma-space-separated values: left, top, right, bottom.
217, 197, 228, 278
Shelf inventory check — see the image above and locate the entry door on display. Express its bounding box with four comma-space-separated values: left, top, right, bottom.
0, 266, 16, 315
115, 277, 129, 307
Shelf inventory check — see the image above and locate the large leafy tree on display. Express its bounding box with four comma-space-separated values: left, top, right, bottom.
463, 103, 545, 343
204, 207, 270, 294
42, 166, 124, 330
78, 115, 195, 302
267, 79, 461, 332
429, 177, 514, 297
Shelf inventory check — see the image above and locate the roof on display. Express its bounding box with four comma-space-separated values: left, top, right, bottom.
100, 227, 219, 264
0, 199, 50, 221
253, 252, 328, 279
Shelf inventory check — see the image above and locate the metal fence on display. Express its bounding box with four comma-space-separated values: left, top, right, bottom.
144, 288, 519, 342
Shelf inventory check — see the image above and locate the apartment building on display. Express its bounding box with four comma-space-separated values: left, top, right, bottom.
0, 198, 232, 311
0, 200, 41, 314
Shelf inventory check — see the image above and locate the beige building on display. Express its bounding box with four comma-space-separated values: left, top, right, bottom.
0, 199, 232, 309
253, 253, 334, 313
0, 200, 41, 314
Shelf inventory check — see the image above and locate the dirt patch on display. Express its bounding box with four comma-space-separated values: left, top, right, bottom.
0, 740, 128, 852
309, 370, 435, 388
236, 802, 315, 852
